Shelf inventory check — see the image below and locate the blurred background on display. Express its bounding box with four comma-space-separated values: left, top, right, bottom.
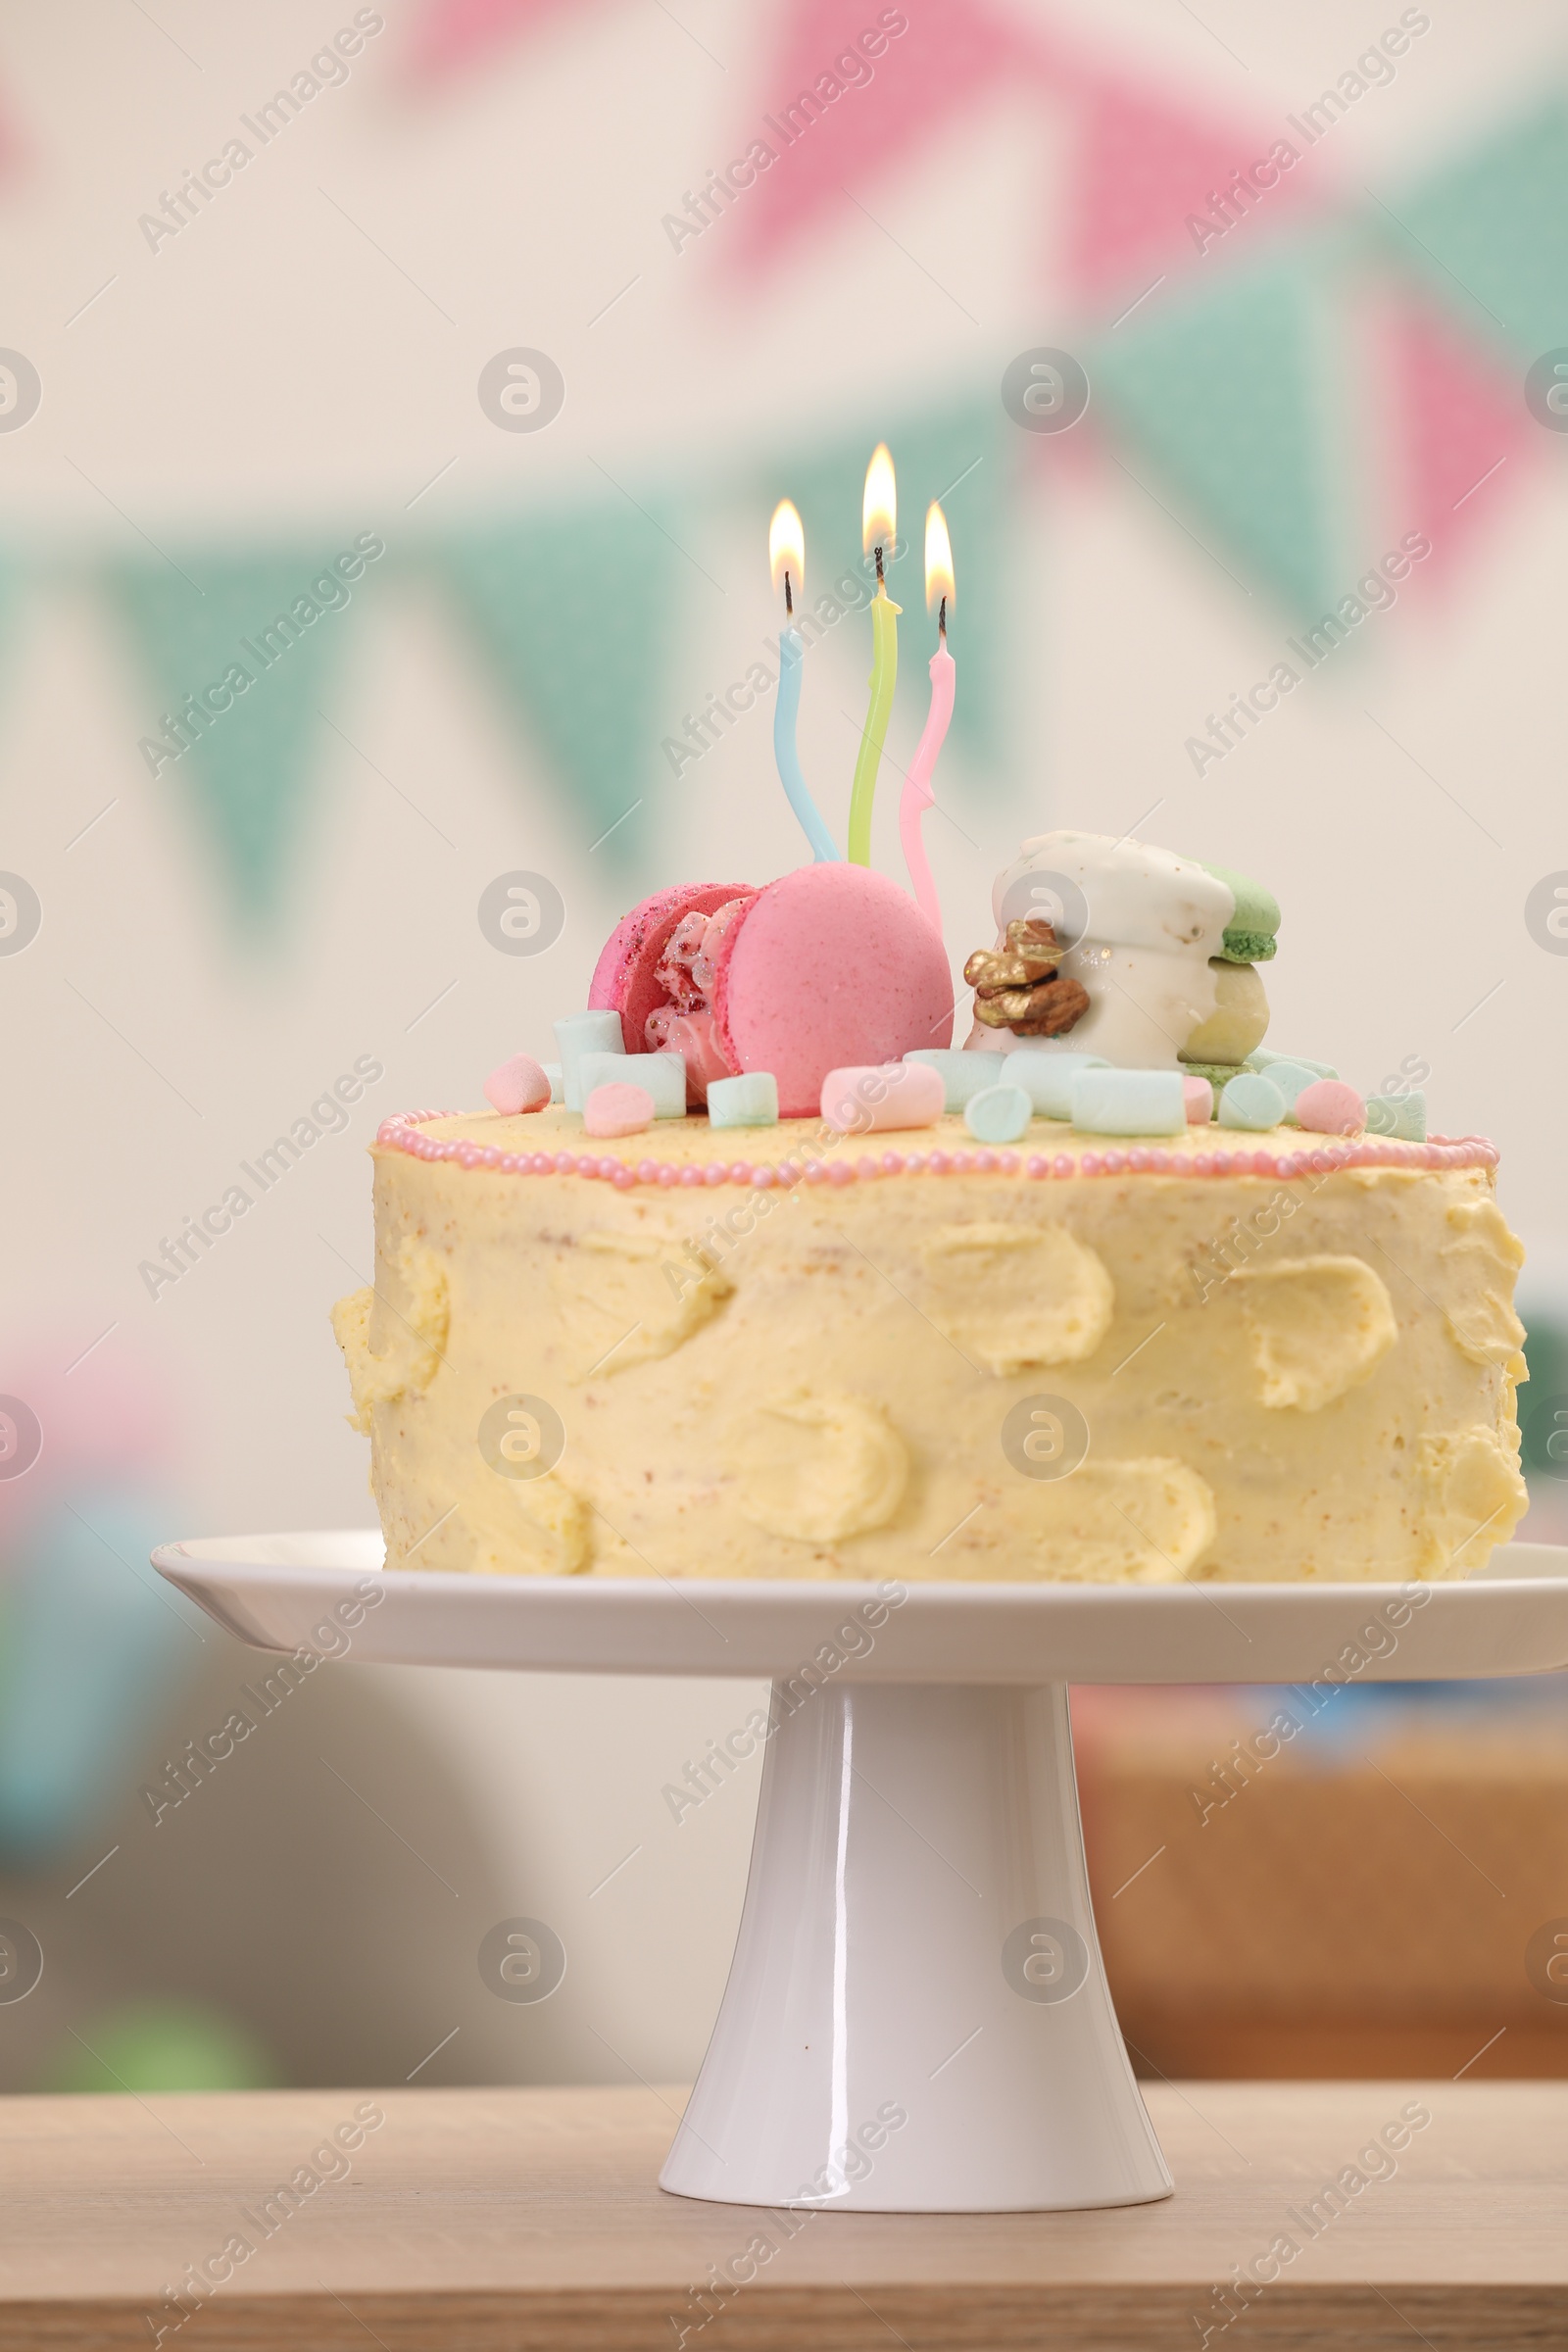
2, 0, 1566, 2097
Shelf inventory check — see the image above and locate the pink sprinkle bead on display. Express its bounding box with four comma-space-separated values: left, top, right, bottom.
704, 1163, 727, 1187
1102, 1151, 1124, 1174
658, 1164, 678, 1186
1027, 1155, 1047, 1177
680, 1164, 703, 1187
828, 1159, 855, 1185
483, 1052, 552, 1116
584, 1083, 655, 1140
1053, 1154, 1073, 1178
754, 1165, 776, 1187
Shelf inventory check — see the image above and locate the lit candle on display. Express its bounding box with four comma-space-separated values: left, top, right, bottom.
900, 502, 955, 938
768, 499, 838, 864
847, 443, 901, 868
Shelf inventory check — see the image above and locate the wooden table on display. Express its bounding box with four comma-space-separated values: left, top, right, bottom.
3, 2082, 1564, 2349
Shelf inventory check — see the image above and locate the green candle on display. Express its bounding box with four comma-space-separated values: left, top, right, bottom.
848, 443, 900, 867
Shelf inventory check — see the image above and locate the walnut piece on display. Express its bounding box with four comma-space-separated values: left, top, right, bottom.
965, 919, 1089, 1037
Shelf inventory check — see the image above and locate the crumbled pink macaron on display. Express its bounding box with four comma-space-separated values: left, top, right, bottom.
710, 864, 955, 1119
483, 1053, 552, 1115
588, 881, 755, 1054
821, 1060, 945, 1134
1295, 1078, 1365, 1135
645, 1005, 732, 1103
1183, 1074, 1214, 1125
583, 1081, 656, 1138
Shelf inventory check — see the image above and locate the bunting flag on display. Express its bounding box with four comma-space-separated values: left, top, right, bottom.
716, 0, 1049, 281
762, 396, 1010, 775
404, 0, 588, 82
111, 553, 365, 930
1379, 97, 1568, 361
434, 503, 678, 864
1089, 241, 1342, 620
1384, 296, 1532, 590
1065, 73, 1317, 308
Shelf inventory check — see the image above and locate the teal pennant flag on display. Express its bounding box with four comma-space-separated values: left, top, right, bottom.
1374, 98, 1568, 361
435, 502, 678, 865
1089, 242, 1342, 621
112, 547, 368, 932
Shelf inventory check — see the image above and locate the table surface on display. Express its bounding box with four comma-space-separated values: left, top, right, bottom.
2, 2082, 1564, 2350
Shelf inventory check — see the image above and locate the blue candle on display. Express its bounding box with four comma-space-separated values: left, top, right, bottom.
769, 500, 838, 864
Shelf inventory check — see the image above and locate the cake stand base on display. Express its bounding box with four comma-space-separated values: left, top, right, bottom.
153, 1533, 1568, 2215
660, 1680, 1170, 2213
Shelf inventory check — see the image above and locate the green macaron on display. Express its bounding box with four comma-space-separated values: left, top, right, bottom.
1200, 860, 1280, 964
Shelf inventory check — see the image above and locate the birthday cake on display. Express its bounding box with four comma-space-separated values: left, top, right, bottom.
331, 830, 1529, 1587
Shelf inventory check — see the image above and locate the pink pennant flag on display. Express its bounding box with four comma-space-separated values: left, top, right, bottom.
1068, 73, 1317, 309
711, 0, 1054, 280
405, 0, 585, 82
1386, 297, 1530, 589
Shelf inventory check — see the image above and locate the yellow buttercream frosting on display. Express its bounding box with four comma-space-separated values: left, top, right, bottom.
333, 1108, 1529, 1583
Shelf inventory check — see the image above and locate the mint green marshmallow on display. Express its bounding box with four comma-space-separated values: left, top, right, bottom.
1217, 1070, 1287, 1130
963, 1084, 1032, 1145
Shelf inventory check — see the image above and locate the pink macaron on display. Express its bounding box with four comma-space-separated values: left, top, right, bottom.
710, 863, 955, 1119
588, 882, 756, 1058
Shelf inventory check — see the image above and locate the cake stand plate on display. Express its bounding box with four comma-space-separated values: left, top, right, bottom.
153, 1536, 1568, 2215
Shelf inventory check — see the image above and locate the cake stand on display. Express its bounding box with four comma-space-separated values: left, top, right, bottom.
154, 1534, 1568, 2215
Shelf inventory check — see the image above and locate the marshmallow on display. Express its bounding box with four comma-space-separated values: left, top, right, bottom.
1365, 1091, 1427, 1141
1183, 1074, 1214, 1125
483, 1053, 553, 1116
584, 1083, 655, 1139
1005, 1050, 1112, 1120
1249, 1057, 1320, 1116
821, 1060, 945, 1135
554, 1010, 626, 1110
904, 1049, 1006, 1109
1071, 1067, 1187, 1136
577, 1049, 686, 1119
1252, 1048, 1338, 1080
1217, 1071, 1287, 1131
709, 1072, 779, 1129
964, 1084, 1032, 1145
1295, 1079, 1366, 1136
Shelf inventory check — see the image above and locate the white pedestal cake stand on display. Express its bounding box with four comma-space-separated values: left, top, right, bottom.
154, 1534, 1568, 2215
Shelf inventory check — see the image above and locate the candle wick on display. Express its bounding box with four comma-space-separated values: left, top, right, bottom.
874, 543, 885, 589
939, 595, 947, 640
784, 570, 793, 618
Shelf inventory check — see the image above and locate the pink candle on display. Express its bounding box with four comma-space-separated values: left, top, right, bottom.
900, 501, 955, 937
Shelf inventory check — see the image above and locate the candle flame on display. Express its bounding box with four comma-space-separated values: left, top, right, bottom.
861, 442, 896, 558
769, 499, 805, 602
925, 502, 955, 613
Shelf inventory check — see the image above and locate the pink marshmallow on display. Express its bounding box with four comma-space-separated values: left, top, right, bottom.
1183, 1075, 1214, 1125
583, 1081, 656, 1139
483, 1053, 553, 1115
819, 1059, 945, 1135
1295, 1078, 1366, 1136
